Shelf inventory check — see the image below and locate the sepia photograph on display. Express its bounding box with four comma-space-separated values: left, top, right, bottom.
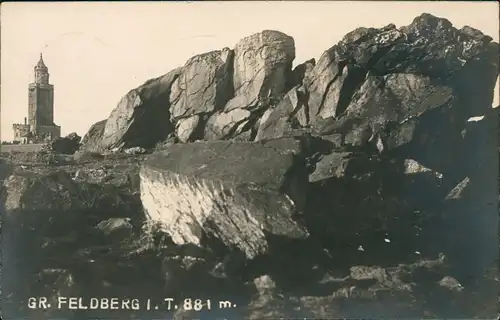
1, 1, 499, 319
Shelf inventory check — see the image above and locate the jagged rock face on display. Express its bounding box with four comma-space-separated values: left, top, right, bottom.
100, 68, 182, 150
80, 14, 497, 154
254, 86, 309, 141
140, 138, 309, 259
303, 21, 408, 123
225, 30, 295, 112
170, 49, 234, 142
312, 73, 458, 165
305, 15, 497, 122
170, 49, 234, 121
203, 30, 296, 141
302, 14, 498, 174
80, 30, 296, 148
343, 73, 454, 123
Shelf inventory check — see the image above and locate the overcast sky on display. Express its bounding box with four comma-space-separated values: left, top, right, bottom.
1, 1, 498, 141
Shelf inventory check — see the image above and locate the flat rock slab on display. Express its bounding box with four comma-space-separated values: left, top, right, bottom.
140, 138, 309, 260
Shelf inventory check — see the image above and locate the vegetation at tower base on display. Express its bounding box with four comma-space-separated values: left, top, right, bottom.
43, 132, 82, 154
1, 13, 498, 319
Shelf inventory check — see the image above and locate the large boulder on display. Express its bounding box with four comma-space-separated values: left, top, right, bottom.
225, 30, 295, 112
99, 68, 182, 150
170, 48, 234, 142
204, 30, 296, 141
140, 138, 309, 260
305, 14, 497, 123
303, 14, 498, 175
310, 71, 460, 173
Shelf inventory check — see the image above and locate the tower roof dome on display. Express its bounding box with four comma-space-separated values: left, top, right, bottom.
35, 53, 48, 70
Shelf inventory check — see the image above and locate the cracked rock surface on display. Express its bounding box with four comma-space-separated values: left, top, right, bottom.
225, 30, 295, 112
170, 49, 234, 142
140, 138, 309, 259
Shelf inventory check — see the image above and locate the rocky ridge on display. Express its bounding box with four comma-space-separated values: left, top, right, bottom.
1, 13, 498, 319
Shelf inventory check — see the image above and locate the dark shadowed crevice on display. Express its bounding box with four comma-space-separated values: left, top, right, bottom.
118, 75, 180, 149
214, 49, 236, 113
314, 59, 348, 118
284, 59, 297, 93
189, 113, 211, 142
334, 65, 368, 118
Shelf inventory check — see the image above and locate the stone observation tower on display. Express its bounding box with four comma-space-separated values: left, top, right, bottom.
12, 54, 61, 143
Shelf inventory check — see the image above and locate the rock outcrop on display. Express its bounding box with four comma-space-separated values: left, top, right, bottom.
203, 30, 296, 141
81, 15, 498, 166
83, 30, 297, 149
6, 13, 499, 320
99, 68, 182, 151
227, 30, 295, 111
140, 138, 309, 260
305, 17, 497, 169
170, 48, 234, 142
